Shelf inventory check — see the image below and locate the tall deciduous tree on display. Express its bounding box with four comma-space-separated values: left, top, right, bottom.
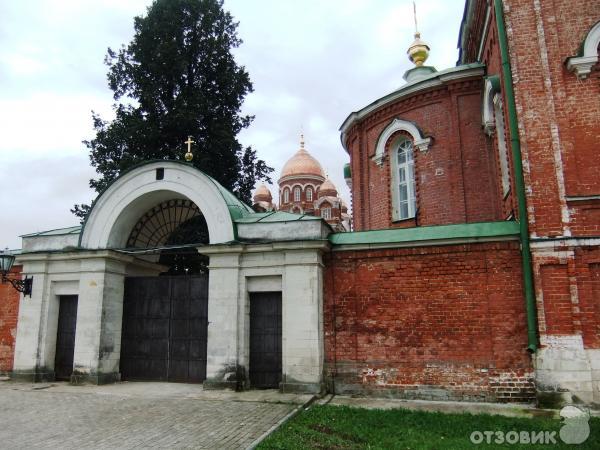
73, 0, 272, 219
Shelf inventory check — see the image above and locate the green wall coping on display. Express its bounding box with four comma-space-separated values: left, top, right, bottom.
329, 221, 520, 246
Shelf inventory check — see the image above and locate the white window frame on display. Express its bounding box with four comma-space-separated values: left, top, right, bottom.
566, 20, 600, 79
321, 207, 332, 220
294, 187, 301, 202
306, 187, 313, 202
283, 188, 290, 204
493, 94, 510, 197
391, 138, 416, 221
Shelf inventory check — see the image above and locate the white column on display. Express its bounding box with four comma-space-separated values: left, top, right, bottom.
12, 258, 51, 380
71, 257, 126, 384
281, 249, 324, 393
204, 251, 242, 389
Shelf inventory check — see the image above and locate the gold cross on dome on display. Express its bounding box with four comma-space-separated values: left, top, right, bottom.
185, 136, 195, 152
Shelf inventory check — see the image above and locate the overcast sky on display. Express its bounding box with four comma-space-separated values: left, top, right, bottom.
0, 0, 465, 250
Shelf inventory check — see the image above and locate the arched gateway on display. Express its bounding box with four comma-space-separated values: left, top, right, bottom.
13, 161, 329, 392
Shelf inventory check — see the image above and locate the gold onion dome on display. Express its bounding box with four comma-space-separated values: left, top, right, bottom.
319, 178, 338, 197
253, 183, 272, 202
280, 134, 325, 179
407, 31, 430, 67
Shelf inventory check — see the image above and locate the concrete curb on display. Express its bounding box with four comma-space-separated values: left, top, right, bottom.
246, 395, 317, 450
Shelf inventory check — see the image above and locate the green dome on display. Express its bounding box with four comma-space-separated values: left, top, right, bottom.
343, 163, 352, 180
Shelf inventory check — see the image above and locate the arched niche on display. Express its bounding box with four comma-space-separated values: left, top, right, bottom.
372, 118, 431, 166
482, 75, 501, 136
80, 161, 245, 249
567, 20, 600, 79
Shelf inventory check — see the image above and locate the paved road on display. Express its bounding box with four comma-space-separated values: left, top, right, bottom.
0, 382, 302, 449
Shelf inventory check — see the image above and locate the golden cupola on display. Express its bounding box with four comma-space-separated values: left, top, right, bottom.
279, 134, 325, 181
407, 31, 430, 67
253, 183, 272, 202
318, 178, 338, 198
403, 2, 436, 83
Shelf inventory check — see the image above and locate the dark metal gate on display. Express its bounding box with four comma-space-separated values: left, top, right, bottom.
54, 295, 78, 381
120, 275, 208, 383
249, 292, 282, 388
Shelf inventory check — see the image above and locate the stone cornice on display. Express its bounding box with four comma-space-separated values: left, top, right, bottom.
200, 240, 331, 255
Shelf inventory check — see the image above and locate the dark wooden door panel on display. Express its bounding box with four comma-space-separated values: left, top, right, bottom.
54, 295, 78, 381
249, 292, 282, 389
121, 275, 208, 383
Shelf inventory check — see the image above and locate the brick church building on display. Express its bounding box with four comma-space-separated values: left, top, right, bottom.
251, 135, 351, 232
1, 0, 599, 407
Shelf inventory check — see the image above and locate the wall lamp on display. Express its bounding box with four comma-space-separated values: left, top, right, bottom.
0, 248, 32, 297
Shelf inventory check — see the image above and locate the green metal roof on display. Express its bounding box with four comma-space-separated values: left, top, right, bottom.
205, 173, 254, 220
329, 221, 519, 246
235, 211, 322, 224
21, 226, 82, 238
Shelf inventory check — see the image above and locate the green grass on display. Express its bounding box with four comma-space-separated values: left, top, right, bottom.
257, 405, 599, 449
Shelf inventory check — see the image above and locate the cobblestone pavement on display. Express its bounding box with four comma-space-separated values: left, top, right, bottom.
0, 382, 300, 449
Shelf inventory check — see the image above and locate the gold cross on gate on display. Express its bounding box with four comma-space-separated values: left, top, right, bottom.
185, 136, 195, 152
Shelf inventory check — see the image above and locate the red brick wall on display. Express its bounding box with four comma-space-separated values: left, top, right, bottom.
0, 265, 21, 374
533, 245, 600, 350
539, 265, 575, 336
323, 242, 534, 402
461, 0, 600, 347
345, 76, 503, 232
279, 176, 323, 213
501, 0, 600, 237
477, 2, 519, 220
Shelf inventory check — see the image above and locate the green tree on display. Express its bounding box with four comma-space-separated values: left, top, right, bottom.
73, 0, 272, 219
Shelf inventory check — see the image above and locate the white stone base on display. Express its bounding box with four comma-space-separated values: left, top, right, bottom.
535, 335, 600, 407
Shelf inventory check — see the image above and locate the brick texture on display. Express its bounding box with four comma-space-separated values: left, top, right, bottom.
323, 242, 535, 402
344, 77, 506, 231
0, 265, 21, 374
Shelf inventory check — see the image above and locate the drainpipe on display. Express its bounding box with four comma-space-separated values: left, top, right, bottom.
494, 0, 538, 352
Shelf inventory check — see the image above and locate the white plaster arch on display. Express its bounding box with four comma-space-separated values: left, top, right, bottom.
567, 21, 600, 79
80, 161, 238, 248
373, 118, 431, 166
482, 75, 501, 136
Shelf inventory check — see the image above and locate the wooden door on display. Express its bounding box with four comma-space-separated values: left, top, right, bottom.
54, 295, 78, 381
120, 275, 208, 383
249, 292, 282, 389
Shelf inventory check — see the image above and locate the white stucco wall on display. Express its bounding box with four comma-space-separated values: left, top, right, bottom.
12, 251, 162, 382
80, 162, 238, 248
202, 241, 329, 393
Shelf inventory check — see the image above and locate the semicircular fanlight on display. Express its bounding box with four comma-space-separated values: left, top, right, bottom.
126, 199, 206, 249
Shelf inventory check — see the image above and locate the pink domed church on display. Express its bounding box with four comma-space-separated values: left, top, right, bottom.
253, 135, 351, 232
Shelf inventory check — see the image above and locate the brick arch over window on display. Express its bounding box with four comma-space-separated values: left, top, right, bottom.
372, 118, 431, 166
567, 20, 600, 79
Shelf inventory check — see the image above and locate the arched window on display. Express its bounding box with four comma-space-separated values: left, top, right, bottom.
306, 187, 313, 202
391, 138, 416, 220
321, 207, 332, 220
294, 187, 301, 202
283, 188, 290, 204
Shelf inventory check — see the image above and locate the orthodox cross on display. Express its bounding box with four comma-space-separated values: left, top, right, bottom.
185, 136, 195, 152
184, 136, 195, 162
